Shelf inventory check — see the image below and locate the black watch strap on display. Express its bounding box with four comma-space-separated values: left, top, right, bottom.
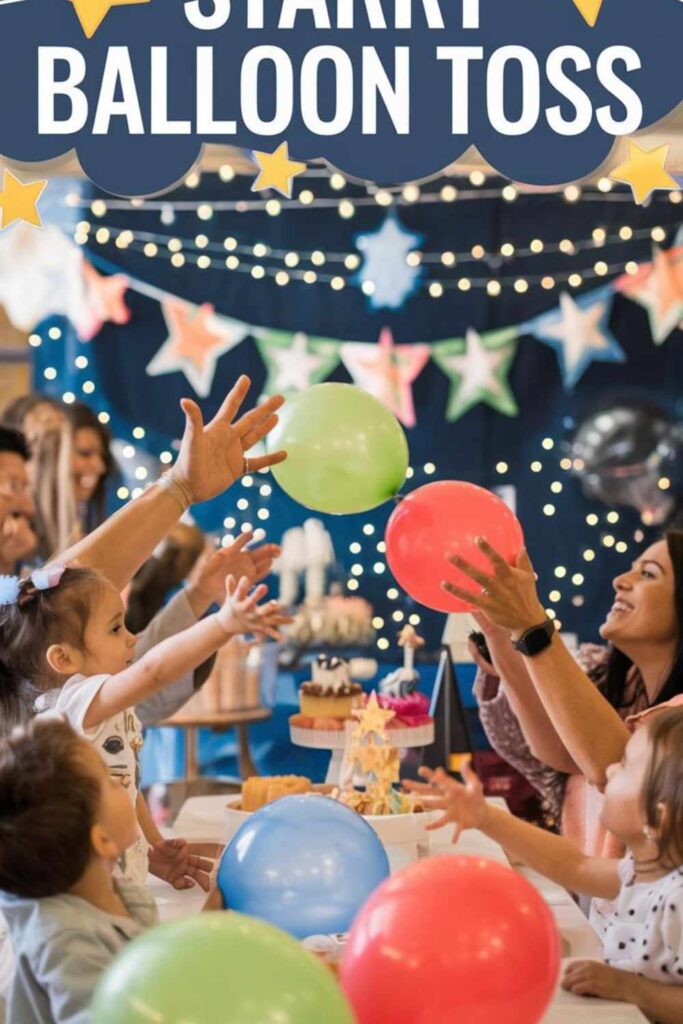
512, 618, 555, 657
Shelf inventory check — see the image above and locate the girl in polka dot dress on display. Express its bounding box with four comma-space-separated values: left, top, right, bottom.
407, 708, 683, 1024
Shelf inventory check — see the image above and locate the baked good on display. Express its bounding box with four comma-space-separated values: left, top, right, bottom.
299, 655, 363, 720
241, 775, 312, 812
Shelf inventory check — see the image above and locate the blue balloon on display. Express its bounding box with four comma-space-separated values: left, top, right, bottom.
218, 795, 390, 939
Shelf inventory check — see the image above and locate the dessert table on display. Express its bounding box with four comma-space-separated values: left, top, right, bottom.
155, 795, 648, 1024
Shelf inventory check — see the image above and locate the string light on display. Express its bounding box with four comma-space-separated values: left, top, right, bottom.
347, 579, 360, 592
496, 461, 508, 474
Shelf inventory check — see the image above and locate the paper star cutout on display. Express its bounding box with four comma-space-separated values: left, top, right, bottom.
251, 143, 306, 199
255, 330, 340, 395
352, 691, 396, 737
146, 300, 249, 398
354, 212, 423, 310
0, 170, 46, 230
610, 141, 678, 206
81, 260, 130, 336
571, 0, 603, 26
340, 327, 429, 428
615, 246, 683, 345
432, 327, 519, 422
70, 0, 150, 39
527, 286, 626, 390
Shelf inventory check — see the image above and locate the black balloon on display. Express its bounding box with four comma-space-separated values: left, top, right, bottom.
571, 401, 682, 524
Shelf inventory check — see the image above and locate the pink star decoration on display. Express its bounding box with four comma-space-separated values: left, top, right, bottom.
615, 246, 683, 345
81, 259, 131, 339
340, 327, 430, 427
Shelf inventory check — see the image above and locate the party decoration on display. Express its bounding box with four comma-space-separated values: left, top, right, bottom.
341, 856, 560, 1024
385, 480, 524, 613
0, 170, 45, 230
91, 912, 354, 1024
255, 330, 340, 395
146, 299, 249, 397
610, 140, 678, 206
615, 246, 683, 345
218, 794, 390, 938
267, 382, 409, 515
70, 0, 150, 39
432, 328, 519, 422
354, 213, 423, 310
340, 327, 430, 428
338, 692, 402, 809
525, 286, 626, 390
251, 142, 307, 199
571, 0, 603, 26
82, 261, 131, 330
571, 400, 682, 524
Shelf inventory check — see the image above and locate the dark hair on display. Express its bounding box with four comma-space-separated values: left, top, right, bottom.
1, 394, 63, 436
65, 401, 116, 529
0, 567, 107, 734
0, 717, 101, 897
643, 708, 683, 869
0, 427, 29, 461
603, 529, 683, 710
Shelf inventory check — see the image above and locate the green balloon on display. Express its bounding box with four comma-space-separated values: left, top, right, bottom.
91, 912, 354, 1024
268, 383, 409, 514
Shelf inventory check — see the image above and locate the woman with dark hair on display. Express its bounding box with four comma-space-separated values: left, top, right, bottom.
453, 530, 683, 858
64, 400, 116, 534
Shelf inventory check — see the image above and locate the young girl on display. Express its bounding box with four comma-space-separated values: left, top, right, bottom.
406, 709, 683, 1024
0, 564, 288, 887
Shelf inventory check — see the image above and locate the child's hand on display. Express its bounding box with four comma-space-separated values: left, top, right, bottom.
403, 761, 487, 843
148, 838, 223, 892
187, 532, 281, 609
562, 961, 635, 1002
217, 575, 292, 640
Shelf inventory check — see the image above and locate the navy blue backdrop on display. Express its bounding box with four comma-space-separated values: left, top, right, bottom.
33, 173, 683, 654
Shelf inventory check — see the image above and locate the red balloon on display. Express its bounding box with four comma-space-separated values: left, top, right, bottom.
385, 481, 524, 612
341, 856, 560, 1024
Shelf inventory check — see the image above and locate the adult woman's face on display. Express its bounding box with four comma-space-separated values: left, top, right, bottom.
600, 539, 677, 651
22, 403, 67, 448
72, 427, 107, 503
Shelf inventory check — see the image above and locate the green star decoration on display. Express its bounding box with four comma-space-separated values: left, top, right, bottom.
254, 329, 341, 396
432, 327, 520, 422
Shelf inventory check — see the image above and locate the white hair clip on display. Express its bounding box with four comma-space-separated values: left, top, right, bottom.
30, 563, 66, 591
0, 575, 20, 606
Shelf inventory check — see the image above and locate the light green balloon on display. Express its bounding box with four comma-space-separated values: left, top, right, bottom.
91, 912, 354, 1024
268, 383, 409, 515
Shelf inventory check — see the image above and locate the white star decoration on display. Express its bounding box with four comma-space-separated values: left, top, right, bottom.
528, 287, 626, 390
354, 212, 423, 310
266, 333, 327, 392
432, 328, 518, 421
146, 300, 249, 398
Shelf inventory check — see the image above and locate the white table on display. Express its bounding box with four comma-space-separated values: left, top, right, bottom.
165, 795, 647, 1024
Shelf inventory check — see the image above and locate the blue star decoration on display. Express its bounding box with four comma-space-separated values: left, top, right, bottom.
524, 285, 626, 391
354, 211, 423, 310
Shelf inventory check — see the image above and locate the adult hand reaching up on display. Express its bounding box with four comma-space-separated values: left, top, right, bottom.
171, 375, 287, 505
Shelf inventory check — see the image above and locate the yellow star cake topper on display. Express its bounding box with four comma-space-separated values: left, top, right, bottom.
251, 142, 307, 199
70, 0, 151, 40
0, 171, 46, 231
610, 140, 678, 206
571, 0, 603, 26
352, 691, 396, 737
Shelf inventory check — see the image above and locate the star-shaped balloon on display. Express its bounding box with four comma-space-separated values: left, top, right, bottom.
432, 327, 519, 422
615, 246, 683, 345
340, 327, 429, 428
354, 212, 423, 310
81, 259, 130, 339
254, 330, 340, 396
146, 300, 249, 398
525, 286, 626, 390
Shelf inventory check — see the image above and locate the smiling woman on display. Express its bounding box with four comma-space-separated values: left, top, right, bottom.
457, 529, 683, 859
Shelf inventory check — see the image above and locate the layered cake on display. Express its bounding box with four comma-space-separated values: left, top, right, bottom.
298, 655, 363, 720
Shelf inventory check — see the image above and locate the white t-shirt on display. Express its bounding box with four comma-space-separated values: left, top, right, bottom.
34, 675, 149, 887
590, 854, 683, 983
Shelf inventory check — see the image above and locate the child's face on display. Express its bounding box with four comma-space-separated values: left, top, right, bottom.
601, 727, 650, 842
78, 583, 137, 677
79, 741, 139, 855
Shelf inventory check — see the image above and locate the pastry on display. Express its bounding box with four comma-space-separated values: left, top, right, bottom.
299, 655, 363, 720
240, 775, 312, 812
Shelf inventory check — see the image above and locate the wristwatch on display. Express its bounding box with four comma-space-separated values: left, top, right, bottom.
512, 618, 555, 657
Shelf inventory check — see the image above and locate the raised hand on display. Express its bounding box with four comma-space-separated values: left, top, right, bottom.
187, 531, 281, 609
404, 761, 487, 843
170, 376, 287, 505
217, 575, 292, 641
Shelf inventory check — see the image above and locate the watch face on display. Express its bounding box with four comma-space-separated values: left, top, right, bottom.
518, 622, 553, 656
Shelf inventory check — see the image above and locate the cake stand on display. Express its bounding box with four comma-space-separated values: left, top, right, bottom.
289, 721, 435, 784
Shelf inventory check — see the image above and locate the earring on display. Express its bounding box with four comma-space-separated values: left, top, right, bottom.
643, 825, 656, 841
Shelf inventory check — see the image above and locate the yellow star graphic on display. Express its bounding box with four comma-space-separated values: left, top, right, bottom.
251, 142, 307, 199
571, 0, 603, 26
70, 0, 151, 39
610, 140, 678, 206
0, 171, 46, 231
